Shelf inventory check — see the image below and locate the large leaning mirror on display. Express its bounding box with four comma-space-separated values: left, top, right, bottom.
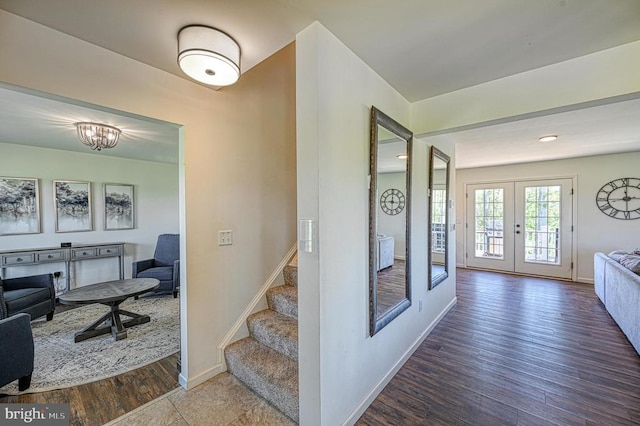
369, 106, 412, 336
428, 146, 450, 289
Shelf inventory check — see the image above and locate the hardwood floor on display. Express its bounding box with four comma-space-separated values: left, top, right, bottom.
358, 268, 640, 425
0, 300, 180, 426
377, 259, 407, 317
0, 354, 179, 426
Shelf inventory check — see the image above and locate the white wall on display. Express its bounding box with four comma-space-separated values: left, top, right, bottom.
0, 10, 296, 388
456, 151, 640, 283
297, 23, 456, 425
411, 40, 640, 135
0, 142, 178, 288
377, 172, 406, 259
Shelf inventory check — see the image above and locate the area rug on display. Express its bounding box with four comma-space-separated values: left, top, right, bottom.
0, 295, 179, 395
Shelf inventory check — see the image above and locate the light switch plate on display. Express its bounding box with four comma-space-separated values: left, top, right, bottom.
218, 230, 233, 246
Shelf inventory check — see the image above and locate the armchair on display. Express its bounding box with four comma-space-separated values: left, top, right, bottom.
0, 313, 34, 391
0, 273, 55, 321
132, 234, 180, 298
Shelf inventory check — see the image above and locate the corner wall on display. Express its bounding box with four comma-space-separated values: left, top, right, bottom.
456, 151, 640, 282
296, 23, 456, 425
0, 10, 296, 388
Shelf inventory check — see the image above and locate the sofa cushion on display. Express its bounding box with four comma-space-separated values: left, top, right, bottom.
619, 254, 640, 274
136, 266, 173, 281
4, 288, 51, 314
608, 250, 630, 262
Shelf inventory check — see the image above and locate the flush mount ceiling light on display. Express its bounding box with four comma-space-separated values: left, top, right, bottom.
74, 122, 121, 151
178, 25, 241, 87
539, 135, 558, 143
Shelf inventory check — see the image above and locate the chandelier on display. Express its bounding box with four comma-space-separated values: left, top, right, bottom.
74, 122, 121, 151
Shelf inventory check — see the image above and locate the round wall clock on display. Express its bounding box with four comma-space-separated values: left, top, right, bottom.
380, 188, 405, 216
596, 177, 640, 220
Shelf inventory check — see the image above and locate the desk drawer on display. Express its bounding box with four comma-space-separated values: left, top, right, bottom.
37, 250, 65, 262
72, 248, 96, 259
3, 253, 35, 266
98, 246, 121, 256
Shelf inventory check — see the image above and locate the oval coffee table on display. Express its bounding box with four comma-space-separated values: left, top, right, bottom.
59, 278, 160, 343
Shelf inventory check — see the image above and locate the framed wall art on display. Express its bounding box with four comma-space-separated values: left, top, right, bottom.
104, 183, 134, 230
0, 177, 41, 235
54, 180, 92, 233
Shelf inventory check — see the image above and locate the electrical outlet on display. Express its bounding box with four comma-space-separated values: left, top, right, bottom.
218, 230, 233, 246
419, 299, 423, 312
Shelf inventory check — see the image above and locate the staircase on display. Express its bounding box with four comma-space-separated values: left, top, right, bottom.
225, 255, 299, 422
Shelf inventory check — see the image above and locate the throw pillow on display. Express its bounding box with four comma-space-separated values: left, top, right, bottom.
608, 250, 630, 262
619, 254, 640, 274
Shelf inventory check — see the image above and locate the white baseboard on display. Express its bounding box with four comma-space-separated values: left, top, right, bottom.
179, 363, 225, 390
342, 297, 458, 426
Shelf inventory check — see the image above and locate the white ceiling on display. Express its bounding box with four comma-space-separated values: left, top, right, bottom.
1, 0, 640, 167
0, 85, 179, 164
429, 96, 640, 169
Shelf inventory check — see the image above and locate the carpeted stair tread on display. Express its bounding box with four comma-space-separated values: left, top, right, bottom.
225, 337, 299, 422
267, 285, 298, 319
247, 309, 298, 361
283, 264, 298, 287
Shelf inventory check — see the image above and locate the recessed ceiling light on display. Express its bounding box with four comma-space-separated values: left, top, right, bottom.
397, 154, 408, 159
539, 135, 558, 143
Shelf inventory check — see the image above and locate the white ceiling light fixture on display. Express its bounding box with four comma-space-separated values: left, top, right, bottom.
539, 135, 558, 143
74, 122, 121, 151
178, 25, 241, 87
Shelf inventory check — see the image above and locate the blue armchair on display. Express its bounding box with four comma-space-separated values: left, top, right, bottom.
132, 234, 180, 298
0, 313, 34, 391
0, 273, 55, 321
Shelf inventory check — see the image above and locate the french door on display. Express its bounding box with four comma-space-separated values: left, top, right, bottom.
466, 178, 573, 279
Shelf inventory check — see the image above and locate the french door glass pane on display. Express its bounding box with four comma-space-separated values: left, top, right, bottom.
523, 185, 561, 264
431, 189, 446, 253
474, 188, 504, 259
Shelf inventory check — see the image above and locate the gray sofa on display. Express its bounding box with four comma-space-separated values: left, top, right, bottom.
594, 252, 640, 355
0, 313, 34, 391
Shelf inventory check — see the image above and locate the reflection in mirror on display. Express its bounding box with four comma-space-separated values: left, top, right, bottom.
369, 107, 412, 336
429, 146, 450, 289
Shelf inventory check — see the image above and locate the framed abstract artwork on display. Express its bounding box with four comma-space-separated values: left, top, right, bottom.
0, 177, 41, 235
54, 180, 92, 233
104, 183, 134, 230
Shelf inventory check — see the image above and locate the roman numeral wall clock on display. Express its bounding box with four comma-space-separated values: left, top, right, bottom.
596, 177, 640, 220
380, 188, 405, 215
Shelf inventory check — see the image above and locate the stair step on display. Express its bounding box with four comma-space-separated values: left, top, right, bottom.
283, 263, 298, 287
267, 285, 298, 319
248, 309, 298, 361
225, 337, 299, 422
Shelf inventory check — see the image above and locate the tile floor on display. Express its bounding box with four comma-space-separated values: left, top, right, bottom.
106, 373, 295, 426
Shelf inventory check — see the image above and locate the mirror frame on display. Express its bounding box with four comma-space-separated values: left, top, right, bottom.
428, 146, 450, 290
369, 106, 413, 336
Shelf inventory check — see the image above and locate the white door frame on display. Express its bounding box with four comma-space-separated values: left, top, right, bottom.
463, 175, 578, 281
